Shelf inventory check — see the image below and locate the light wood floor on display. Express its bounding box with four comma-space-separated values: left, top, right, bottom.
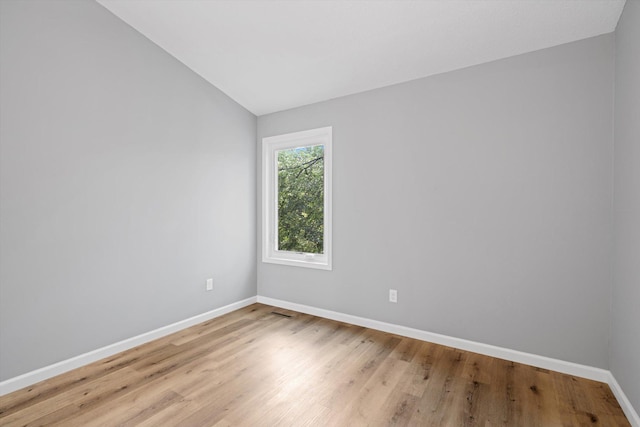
0, 303, 630, 426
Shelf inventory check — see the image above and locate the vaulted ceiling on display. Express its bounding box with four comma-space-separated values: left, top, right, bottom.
97, 0, 626, 116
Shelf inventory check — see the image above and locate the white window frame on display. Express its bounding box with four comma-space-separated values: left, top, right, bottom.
262, 127, 332, 270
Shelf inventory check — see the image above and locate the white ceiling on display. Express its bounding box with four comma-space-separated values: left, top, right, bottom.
97, 0, 626, 116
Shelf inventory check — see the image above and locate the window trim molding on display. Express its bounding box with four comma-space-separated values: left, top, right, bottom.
262, 126, 332, 270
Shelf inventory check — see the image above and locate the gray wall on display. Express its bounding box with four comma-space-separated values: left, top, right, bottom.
613, 0, 640, 413
258, 35, 614, 369
0, 0, 256, 380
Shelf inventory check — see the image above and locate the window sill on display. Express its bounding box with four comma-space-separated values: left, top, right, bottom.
262, 255, 332, 270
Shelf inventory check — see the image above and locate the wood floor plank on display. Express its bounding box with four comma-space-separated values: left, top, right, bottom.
1, 367, 144, 426
213, 315, 367, 426
327, 356, 412, 425
50, 389, 183, 427
0, 303, 631, 426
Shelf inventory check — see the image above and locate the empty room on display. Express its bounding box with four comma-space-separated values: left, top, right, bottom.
0, 0, 638, 425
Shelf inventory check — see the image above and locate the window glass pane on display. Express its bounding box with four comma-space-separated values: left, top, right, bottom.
277, 144, 324, 254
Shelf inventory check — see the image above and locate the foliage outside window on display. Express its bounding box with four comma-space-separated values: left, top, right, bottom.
262, 127, 332, 270
277, 145, 324, 254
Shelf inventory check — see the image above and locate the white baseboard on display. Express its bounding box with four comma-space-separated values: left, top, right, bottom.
608, 372, 640, 427
258, 296, 640, 425
257, 296, 610, 381
3, 294, 638, 426
0, 296, 257, 397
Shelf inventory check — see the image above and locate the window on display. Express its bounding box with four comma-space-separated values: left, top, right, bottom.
262, 127, 332, 270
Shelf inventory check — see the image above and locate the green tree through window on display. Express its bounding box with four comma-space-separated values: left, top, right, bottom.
277, 145, 324, 253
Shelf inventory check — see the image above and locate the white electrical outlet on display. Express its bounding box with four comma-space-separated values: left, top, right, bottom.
389, 289, 397, 303
206, 278, 213, 291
